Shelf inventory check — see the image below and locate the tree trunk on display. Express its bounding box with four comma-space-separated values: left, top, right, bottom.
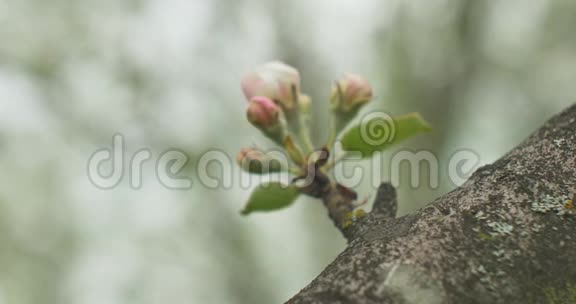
287, 104, 576, 304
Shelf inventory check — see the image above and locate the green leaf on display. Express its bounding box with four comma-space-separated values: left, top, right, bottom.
341, 112, 432, 157
241, 182, 300, 215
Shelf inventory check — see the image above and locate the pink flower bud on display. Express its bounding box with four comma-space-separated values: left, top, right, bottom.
236, 148, 286, 174
331, 74, 373, 112
246, 96, 280, 129
241, 61, 301, 110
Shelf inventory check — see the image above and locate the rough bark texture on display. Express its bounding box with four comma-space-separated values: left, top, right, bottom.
287, 104, 576, 304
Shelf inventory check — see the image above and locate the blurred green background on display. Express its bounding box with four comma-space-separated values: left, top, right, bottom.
0, 0, 575, 303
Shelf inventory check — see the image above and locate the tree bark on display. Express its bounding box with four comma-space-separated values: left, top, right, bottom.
287, 104, 576, 304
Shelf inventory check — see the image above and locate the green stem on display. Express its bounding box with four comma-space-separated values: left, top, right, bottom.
327, 83, 345, 151
299, 115, 315, 153
327, 114, 337, 151
290, 84, 314, 153
289, 166, 303, 176
323, 151, 349, 172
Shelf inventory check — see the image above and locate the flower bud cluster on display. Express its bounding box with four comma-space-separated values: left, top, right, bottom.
239, 61, 373, 171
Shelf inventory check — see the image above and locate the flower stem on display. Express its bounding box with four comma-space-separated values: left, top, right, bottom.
299, 117, 315, 153
323, 151, 349, 172
289, 166, 303, 176
291, 84, 315, 153
327, 116, 337, 151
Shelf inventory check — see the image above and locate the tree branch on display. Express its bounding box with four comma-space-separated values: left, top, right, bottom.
288, 103, 576, 304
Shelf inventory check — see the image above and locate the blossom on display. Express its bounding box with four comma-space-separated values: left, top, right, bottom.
246, 96, 280, 129
236, 148, 286, 174
330, 74, 373, 112
241, 61, 301, 110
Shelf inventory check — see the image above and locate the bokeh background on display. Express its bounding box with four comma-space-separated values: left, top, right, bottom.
0, 0, 575, 303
